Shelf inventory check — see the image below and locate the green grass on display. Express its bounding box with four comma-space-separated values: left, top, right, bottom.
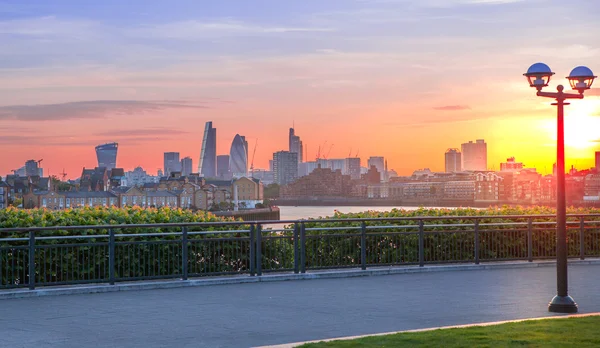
300, 316, 600, 348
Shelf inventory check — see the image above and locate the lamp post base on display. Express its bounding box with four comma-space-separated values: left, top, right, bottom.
548, 295, 578, 313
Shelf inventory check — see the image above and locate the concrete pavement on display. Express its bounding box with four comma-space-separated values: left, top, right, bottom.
1, 264, 599, 348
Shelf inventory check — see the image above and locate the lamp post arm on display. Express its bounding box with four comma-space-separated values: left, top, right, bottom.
536, 91, 560, 98
563, 93, 584, 100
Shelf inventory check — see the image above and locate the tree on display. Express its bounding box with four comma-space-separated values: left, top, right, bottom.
50, 175, 74, 192
264, 183, 280, 199
8, 197, 22, 208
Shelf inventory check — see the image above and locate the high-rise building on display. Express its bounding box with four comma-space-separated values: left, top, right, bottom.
289, 128, 303, 164
181, 157, 193, 176
163, 152, 180, 176
345, 158, 361, 180
229, 134, 248, 178
461, 139, 487, 171
445, 149, 462, 173
198, 121, 217, 178
95, 143, 118, 170
25, 160, 41, 177
368, 156, 385, 182
217, 155, 231, 179
595, 151, 600, 173
273, 151, 298, 185
500, 157, 523, 172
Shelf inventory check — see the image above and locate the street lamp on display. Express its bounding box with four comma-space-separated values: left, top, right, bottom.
524, 62, 596, 313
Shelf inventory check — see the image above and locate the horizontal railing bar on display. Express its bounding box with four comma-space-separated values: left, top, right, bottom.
0, 238, 29, 242
306, 226, 362, 232
188, 230, 250, 236
306, 233, 362, 238
36, 243, 108, 248
116, 232, 182, 238
366, 225, 419, 230
35, 235, 109, 241
3, 214, 600, 233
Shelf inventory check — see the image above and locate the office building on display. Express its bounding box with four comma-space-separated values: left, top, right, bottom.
289, 128, 303, 164
95, 143, 118, 170
163, 152, 180, 176
181, 157, 193, 176
229, 134, 248, 178
198, 121, 217, 177
500, 157, 523, 172
445, 149, 461, 173
273, 151, 298, 185
217, 155, 231, 179
24, 160, 43, 177
345, 158, 361, 180
461, 139, 487, 171
368, 156, 385, 182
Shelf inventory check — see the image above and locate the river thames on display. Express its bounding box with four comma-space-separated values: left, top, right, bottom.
278, 205, 456, 220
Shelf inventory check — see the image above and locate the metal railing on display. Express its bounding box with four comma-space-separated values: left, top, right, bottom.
1, 214, 600, 290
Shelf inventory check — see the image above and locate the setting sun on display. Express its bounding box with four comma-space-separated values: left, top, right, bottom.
540, 99, 600, 153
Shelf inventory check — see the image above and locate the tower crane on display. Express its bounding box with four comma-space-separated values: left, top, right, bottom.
323, 144, 334, 160
250, 139, 258, 177
60, 168, 68, 181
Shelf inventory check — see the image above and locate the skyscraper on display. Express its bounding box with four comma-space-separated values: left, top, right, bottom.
95, 143, 118, 170
445, 149, 462, 172
345, 158, 361, 180
229, 134, 248, 178
163, 152, 180, 176
289, 128, 303, 164
461, 139, 487, 171
217, 155, 231, 178
368, 156, 385, 182
596, 151, 600, 173
273, 151, 298, 185
198, 121, 217, 178
25, 160, 41, 177
181, 157, 193, 176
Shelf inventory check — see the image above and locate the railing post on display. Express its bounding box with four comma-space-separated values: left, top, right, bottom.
361, 221, 367, 270
256, 224, 262, 276
527, 218, 533, 262
579, 217, 585, 260
293, 223, 299, 274
182, 226, 188, 280
418, 220, 424, 267
300, 222, 306, 273
249, 224, 256, 276
109, 228, 115, 285
474, 219, 480, 265
28, 231, 35, 290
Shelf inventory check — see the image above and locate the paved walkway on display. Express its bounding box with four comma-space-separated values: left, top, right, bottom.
1, 264, 599, 348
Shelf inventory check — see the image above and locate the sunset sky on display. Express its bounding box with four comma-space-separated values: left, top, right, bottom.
1, 0, 599, 178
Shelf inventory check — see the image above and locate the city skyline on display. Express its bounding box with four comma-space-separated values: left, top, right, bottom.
1, 0, 599, 178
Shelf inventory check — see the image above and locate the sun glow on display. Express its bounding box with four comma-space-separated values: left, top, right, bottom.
539, 99, 600, 153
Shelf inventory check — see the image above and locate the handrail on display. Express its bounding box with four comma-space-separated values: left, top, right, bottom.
1, 213, 600, 234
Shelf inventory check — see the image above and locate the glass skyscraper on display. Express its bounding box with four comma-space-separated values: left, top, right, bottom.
217, 155, 231, 178
229, 134, 248, 178
164, 152, 180, 176
95, 143, 118, 170
289, 128, 303, 164
198, 121, 217, 178
180, 157, 193, 176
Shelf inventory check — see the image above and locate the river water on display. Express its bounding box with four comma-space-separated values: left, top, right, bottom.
278, 205, 452, 220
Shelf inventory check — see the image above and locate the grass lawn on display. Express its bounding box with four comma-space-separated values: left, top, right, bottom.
300, 316, 600, 348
